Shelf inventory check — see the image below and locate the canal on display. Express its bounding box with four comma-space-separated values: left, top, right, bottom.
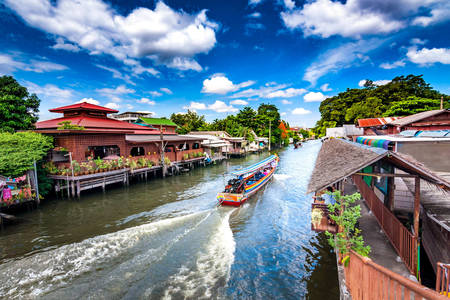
0, 141, 339, 299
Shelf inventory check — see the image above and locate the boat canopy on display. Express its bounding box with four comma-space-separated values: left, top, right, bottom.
231, 155, 277, 176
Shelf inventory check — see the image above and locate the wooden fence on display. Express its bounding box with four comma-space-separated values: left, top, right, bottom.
344, 250, 446, 300
353, 175, 417, 275
436, 263, 450, 297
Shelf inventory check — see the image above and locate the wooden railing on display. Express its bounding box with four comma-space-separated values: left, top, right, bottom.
344, 250, 446, 300
436, 262, 450, 297
353, 175, 417, 275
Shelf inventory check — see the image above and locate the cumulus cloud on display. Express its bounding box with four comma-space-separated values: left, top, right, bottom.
292, 108, 312, 115
379, 60, 405, 69
202, 74, 255, 94
51, 37, 80, 52
78, 98, 100, 105
230, 99, 249, 105
184, 100, 237, 113
266, 87, 307, 98
96, 85, 135, 102
137, 98, 156, 105
283, 0, 295, 10
281, 99, 292, 104
281, 0, 450, 38
406, 46, 450, 65
5, 0, 218, 71
160, 87, 173, 95
184, 101, 207, 110
303, 38, 384, 85
304, 92, 326, 102
105, 102, 120, 109
0, 53, 68, 74
25, 81, 73, 103
320, 83, 332, 92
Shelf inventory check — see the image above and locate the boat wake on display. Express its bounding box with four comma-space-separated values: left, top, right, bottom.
0, 208, 236, 299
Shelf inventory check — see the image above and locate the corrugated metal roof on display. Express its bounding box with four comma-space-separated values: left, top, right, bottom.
357, 117, 402, 127
416, 130, 450, 137
388, 109, 449, 127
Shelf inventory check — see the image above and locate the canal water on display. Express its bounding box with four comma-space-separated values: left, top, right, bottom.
0, 141, 339, 299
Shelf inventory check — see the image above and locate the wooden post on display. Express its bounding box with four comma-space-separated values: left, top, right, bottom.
76, 180, 80, 198
33, 160, 40, 204
388, 177, 395, 211
441, 96, 444, 110
414, 176, 420, 238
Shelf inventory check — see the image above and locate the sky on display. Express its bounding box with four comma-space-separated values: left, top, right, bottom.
0, 0, 449, 127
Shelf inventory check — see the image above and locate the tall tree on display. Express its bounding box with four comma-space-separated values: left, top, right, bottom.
170, 110, 207, 134
383, 96, 450, 116
0, 76, 40, 132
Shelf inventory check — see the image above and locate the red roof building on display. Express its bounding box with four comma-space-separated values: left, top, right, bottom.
35, 103, 203, 163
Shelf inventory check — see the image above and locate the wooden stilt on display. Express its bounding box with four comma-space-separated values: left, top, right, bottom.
414, 176, 420, 237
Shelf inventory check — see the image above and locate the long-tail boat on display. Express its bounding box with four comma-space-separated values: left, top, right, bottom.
217, 154, 279, 206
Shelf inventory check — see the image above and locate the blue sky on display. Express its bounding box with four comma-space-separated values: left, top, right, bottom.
1, 0, 449, 127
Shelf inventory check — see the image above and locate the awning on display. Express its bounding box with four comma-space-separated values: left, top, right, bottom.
231, 155, 277, 176
356, 136, 392, 150
202, 142, 229, 148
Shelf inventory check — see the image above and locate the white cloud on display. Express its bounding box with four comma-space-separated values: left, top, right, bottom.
230, 99, 249, 105
281, 99, 292, 104
25, 81, 73, 103
137, 98, 156, 105
320, 83, 332, 92
184, 101, 207, 110
105, 102, 120, 109
412, 2, 450, 26
160, 87, 173, 95
266, 87, 307, 98
304, 92, 326, 102
202, 74, 255, 94
148, 91, 163, 97
283, 0, 295, 10
95, 64, 135, 85
292, 108, 312, 115
51, 37, 80, 52
358, 79, 391, 87
165, 57, 203, 72
249, 0, 262, 5
96, 85, 134, 97
248, 12, 261, 18
281, 0, 403, 38
410, 38, 427, 45
303, 38, 383, 85
5, 0, 218, 71
406, 46, 450, 65
126, 104, 134, 110
0, 53, 68, 74
78, 98, 100, 105
280, 112, 287, 116
379, 60, 405, 69
208, 100, 238, 113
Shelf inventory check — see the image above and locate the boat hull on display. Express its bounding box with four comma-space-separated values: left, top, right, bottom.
218, 166, 276, 206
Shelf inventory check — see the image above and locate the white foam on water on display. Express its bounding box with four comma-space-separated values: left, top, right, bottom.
273, 174, 292, 181
161, 209, 236, 300
0, 210, 212, 299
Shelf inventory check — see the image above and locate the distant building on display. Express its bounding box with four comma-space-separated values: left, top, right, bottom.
358, 109, 450, 135
189, 131, 248, 156
110, 111, 153, 123
134, 117, 178, 133
326, 124, 363, 138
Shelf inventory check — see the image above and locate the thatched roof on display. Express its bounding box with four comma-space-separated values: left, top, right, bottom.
307, 139, 387, 193
307, 138, 450, 193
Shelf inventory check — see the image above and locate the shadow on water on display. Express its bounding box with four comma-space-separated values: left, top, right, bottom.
0, 142, 339, 299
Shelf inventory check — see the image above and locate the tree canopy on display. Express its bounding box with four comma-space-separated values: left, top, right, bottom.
314, 74, 449, 137
170, 110, 208, 134
0, 132, 53, 177
0, 76, 40, 132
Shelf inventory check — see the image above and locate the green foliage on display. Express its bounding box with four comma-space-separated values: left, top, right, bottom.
0, 132, 53, 177
37, 163, 53, 197
170, 110, 207, 134
57, 121, 85, 130
383, 96, 449, 116
315, 74, 449, 136
324, 191, 371, 258
0, 76, 40, 132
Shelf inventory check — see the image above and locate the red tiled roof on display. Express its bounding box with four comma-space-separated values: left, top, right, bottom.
357, 117, 402, 128
49, 102, 119, 113
35, 116, 172, 135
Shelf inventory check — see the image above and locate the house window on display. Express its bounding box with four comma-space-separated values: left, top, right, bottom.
86, 145, 120, 159
130, 147, 145, 157
178, 143, 189, 150
193, 143, 200, 149
165, 145, 175, 152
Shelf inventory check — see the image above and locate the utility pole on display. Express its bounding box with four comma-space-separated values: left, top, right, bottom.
441, 96, 444, 110
268, 119, 271, 152
160, 124, 166, 178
